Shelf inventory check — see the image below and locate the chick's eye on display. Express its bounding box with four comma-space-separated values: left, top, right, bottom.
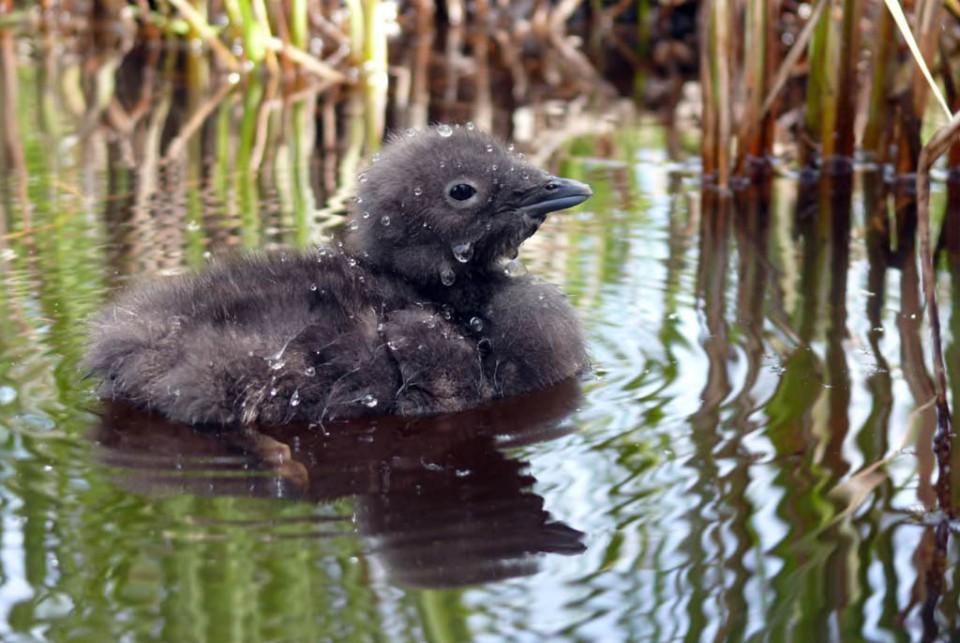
449, 184, 477, 201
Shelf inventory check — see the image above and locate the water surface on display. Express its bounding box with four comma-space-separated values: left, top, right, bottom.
0, 39, 958, 641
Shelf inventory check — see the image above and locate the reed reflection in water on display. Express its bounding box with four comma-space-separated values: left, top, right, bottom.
92, 380, 587, 590
0, 22, 959, 642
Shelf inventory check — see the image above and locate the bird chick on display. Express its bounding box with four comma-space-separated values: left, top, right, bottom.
84, 125, 593, 426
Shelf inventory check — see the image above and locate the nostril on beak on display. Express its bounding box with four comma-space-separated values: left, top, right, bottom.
545, 182, 559, 191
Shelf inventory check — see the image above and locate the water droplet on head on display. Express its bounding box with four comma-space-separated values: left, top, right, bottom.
507, 143, 515, 152
469, 317, 484, 332
304, 366, 316, 376
380, 215, 391, 226
451, 241, 474, 263
440, 268, 456, 286
465, 121, 476, 131
358, 172, 368, 183
347, 257, 358, 267
439, 160, 446, 169
485, 144, 493, 153
347, 221, 359, 231
310, 283, 318, 291
437, 124, 453, 137
355, 196, 364, 204
361, 394, 378, 408
504, 259, 527, 277
290, 389, 301, 407
413, 185, 423, 196
491, 164, 498, 171
405, 127, 416, 137
362, 211, 371, 219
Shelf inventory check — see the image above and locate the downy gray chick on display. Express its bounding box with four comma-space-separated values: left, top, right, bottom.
84, 125, 593, 425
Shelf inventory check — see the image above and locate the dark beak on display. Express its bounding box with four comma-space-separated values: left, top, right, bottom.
518, 177, 593, 219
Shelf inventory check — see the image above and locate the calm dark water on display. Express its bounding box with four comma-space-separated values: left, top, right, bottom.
0, 38, 958, 642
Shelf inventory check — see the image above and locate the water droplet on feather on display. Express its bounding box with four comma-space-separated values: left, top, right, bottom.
504, 259, 527, 277
452, 242, 474, 263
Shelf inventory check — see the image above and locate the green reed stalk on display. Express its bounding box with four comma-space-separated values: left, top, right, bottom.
290, 0, 307, 50
714, 0, 731, 186
213, 94, 234, 226
909, 0, 945, 120
736, 0, 777, 170
168, 0, 243, 71
290, 97, 315, 247
800, 0, 859, 165
804, 0, 837, 160
741, 0, 766, 144
237, 0, 269, 63
237, 76, 264, 247
834, 0, 862, 160
344, 0, 387, 146
699, 4, 718, 180
861, 8, 894, 160
419, 590, 471, 643
700, 0, 731, 185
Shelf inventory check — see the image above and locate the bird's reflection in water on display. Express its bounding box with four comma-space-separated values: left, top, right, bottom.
90, 379, 587, 588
